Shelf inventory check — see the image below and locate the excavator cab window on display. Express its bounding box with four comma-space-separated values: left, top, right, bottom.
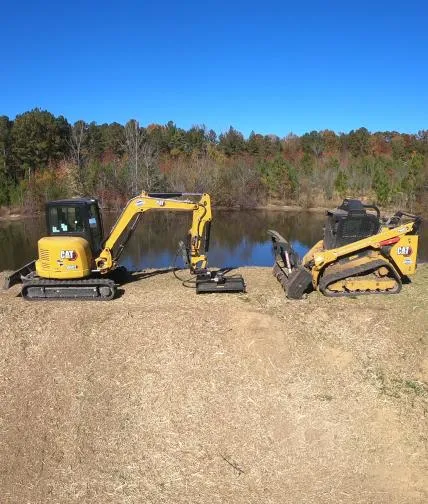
48, 206, 85, 233
87, 203, 104, 253
46, 199, 104, 253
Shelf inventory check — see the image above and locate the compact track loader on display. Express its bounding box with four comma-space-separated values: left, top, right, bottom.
269, 199, 422, 299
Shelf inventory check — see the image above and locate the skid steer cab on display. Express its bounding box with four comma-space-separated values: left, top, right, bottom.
269, 199, 422, 299
4, 192, 245, 300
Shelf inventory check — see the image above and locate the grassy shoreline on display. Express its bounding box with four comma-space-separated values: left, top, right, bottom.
1, 200, 425, 222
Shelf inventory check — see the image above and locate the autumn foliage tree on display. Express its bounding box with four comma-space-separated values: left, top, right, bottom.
0, 108, 426, 212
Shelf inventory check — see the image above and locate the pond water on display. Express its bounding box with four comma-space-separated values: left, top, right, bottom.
0, 209, 426, 273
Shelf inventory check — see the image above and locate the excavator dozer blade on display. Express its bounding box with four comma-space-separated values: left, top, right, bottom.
3, 260, 36, 290
268, 230, 313, 300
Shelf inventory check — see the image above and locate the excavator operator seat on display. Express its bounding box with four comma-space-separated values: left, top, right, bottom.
323, 199, 381, 250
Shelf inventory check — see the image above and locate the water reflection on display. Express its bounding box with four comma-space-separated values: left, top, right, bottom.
108, 210, 327, 271
0, 210, 426, 272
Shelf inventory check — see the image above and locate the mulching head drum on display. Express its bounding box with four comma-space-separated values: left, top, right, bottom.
268, 229, 313, 299
272, 263, 313, 299
196, 271, 246, 294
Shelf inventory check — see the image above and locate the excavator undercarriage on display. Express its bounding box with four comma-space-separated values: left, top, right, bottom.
20, 275, 116, 300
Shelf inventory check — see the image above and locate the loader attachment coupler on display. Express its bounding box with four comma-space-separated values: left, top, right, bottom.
268, 230, 313, 300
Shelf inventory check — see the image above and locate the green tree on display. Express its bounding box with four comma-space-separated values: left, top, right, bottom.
0, 115, 12, 174
186, 125, 207, 153
0, 116, 12, 204
301, 152, 314, 175
219, 126, 245, 156
401, 153, 425, 208
86, 122, 105, 160
334, 171, 348, 197
11, 109, 70, 180
103, 122, 125, 157
247, 131, 262, 155
347, 127, 371, 157
259, 156, 298, 199
391, 135, 406, 161
301, 131, 324, 160
372, 166, 391, 204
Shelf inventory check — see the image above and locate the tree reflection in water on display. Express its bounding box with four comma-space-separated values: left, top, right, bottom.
1, 210, 427, 272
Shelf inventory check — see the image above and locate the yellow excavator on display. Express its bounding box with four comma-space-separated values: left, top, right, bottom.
4, 192, 245, 300
269, 199, 422, 299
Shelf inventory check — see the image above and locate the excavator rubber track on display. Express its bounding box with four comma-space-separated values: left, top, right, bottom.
319, 258, 402, 297
21, 277, 116, 301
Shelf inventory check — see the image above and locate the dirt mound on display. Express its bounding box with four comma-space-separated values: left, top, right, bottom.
0, 267, 427, 503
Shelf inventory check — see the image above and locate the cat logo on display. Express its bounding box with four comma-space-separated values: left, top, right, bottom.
397, 246, 412, 256
60, 250, 78, 260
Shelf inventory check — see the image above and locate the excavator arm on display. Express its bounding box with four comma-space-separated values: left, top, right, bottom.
95, 192, 212, 274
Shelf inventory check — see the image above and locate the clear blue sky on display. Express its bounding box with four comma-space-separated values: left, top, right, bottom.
1, 0, 427, 136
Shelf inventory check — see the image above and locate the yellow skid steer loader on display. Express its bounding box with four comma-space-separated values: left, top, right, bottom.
268, 199, 422, 299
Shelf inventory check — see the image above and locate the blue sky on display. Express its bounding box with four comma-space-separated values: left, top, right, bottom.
1, 1, 427, 136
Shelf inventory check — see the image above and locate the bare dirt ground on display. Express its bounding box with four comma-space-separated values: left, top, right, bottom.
0, 267, 427, 504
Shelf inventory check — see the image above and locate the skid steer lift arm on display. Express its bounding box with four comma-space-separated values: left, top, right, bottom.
95, 192, 212, 274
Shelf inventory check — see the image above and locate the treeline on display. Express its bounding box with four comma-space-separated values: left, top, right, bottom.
0, 108, 427, 212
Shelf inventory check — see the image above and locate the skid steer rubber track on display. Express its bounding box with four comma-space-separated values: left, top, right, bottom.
319, 258, 402, 297
21, 277, 116, 301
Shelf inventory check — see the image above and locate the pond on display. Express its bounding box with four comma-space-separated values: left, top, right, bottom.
0, 209, 426, 273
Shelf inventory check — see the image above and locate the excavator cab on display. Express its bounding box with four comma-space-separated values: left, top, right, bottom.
46, 198, 104, 254
34, 198, 106, 282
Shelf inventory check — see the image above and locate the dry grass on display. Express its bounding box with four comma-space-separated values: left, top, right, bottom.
0, 266, 427, 504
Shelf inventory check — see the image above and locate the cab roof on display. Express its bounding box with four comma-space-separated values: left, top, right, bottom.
46, 198, 98, 206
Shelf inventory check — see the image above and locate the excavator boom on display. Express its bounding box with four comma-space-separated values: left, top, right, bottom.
95, 192, 212, 274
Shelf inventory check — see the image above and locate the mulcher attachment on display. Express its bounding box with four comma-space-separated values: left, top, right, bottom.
268, 230, 313, 300
177, 240, 246, 294
196, 270, 246, 294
